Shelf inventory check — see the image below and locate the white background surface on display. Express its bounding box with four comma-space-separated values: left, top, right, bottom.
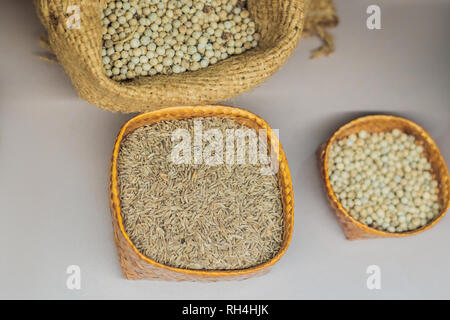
0, 0, 449, 299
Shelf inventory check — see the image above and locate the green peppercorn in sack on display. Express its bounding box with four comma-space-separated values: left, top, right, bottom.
34, 0, 338, 113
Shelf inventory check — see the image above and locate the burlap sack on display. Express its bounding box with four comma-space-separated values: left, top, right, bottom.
34, 0, 338, 113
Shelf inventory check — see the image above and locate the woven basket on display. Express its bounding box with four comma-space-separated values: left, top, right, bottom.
318, 115, 450, 240
109, 105, 294, 281
34, 0, 337, 113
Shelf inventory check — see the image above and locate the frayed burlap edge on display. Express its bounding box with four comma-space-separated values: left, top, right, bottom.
304, 0, 339, 58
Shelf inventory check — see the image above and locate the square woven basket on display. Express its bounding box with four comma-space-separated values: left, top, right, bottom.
109, 105, 294, 281
318, 115, 450, 240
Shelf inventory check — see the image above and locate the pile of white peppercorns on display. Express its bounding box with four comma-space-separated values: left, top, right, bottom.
101, 0, 261, 80
327, 129, 441, 233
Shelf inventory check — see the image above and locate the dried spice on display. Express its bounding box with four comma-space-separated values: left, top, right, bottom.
117, 117, 284, 270
101, 0, 260, 80
327, 129, 441, 233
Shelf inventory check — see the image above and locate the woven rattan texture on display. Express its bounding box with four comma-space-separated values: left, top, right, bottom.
34, 0, 311, 113
109, 105, 294, 281
318, 115, 450, 240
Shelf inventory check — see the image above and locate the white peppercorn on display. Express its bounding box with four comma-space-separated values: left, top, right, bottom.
327, 130, 441, 233
102, 0, 260, 79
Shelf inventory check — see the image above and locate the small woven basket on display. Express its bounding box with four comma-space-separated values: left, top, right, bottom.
318, 115, 450, 240
34, 0, 337, 113
109, 105, 294, 281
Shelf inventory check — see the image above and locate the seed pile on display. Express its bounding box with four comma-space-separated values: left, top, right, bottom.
327, 129, 441, 233
117, 118, 283, 270
101, 0, 260, 80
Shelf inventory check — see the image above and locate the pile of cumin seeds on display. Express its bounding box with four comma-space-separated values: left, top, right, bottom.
117, 117, 284, 270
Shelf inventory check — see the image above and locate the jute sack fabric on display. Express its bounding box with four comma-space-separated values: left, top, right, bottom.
303, 0, 339, 58
34, 0, 337, 113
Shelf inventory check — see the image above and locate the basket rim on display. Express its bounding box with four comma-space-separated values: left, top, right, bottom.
323, 114, 450, 237
110, 105, 295, 277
